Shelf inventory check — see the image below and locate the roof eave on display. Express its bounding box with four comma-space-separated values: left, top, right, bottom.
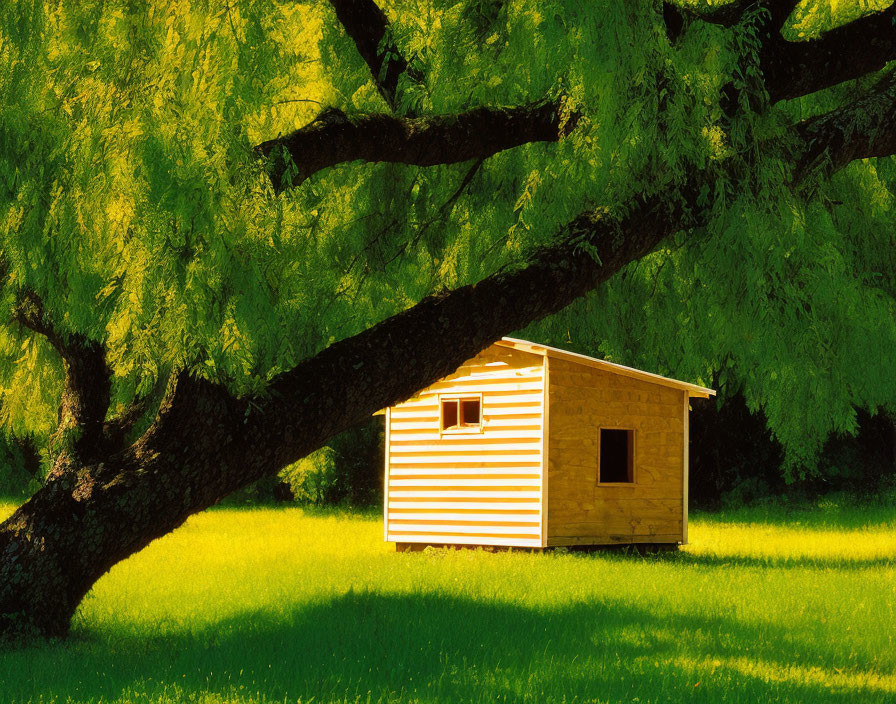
497, 337, 715, 398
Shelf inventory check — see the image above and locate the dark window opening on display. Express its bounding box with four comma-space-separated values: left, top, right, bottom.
441, 399, 458, 430
460, 398, 480, 426
441, 397, 481, 431
599, 428, 634, 483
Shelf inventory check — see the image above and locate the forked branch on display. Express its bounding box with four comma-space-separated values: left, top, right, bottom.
761, 2, 896, 103
12, 291, 112, 468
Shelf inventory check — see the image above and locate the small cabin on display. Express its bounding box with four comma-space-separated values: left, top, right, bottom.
383, 338, 714, 550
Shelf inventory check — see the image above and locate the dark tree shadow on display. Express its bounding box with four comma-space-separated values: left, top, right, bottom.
2, 591, 890, 703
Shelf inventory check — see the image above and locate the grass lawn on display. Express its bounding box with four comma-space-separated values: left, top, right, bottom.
0, 501, 894, 703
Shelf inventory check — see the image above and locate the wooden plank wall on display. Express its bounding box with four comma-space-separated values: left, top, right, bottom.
547, 358, 685, 546
385, 346, 545, 548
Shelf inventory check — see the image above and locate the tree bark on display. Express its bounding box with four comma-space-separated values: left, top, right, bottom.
792, 73, 896, 182
0, 373, 249, 638
761, 3, 896, 104
667, 0, 896, 105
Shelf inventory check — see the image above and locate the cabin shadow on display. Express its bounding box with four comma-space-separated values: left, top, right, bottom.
4, 592, 886, 703
662, 551, 893, 570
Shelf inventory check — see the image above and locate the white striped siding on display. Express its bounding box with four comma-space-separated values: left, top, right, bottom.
390, 419, 540, 431
387, 512, 540, 522
389, 443, 541, 454
385, 353, 546, 548
387, 500, 540, 510
419, 381, 543, 395
396, 391, 543, 407
391, 407, 542, 419
387, 524, 540, 535
389, 478, 541, 487
389, 468, 540, 476
390, 430, 542, 441
388, 490, 541, 498
388, 452, 540, 462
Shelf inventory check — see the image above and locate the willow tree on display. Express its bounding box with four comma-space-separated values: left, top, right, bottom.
0, 0, 894, 637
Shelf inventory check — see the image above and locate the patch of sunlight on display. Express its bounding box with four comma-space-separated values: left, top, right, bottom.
685, 518, 896, 564
674, 654, 896, 695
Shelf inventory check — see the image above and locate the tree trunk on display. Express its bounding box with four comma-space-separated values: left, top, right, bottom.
0, 375, 253, 637
0, 190, 683, 639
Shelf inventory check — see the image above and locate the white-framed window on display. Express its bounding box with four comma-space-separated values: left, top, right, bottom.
439, 394, 483, 434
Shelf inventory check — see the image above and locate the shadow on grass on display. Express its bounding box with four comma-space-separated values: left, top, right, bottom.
2, 592, 889, 703
667, 552, 893, 570
566, 547, 894, 571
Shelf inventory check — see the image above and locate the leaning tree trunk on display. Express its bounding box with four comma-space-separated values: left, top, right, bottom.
0, 188, 684, 639
0, 376, 253, 637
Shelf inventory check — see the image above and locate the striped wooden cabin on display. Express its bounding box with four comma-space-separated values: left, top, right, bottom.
383, 338, 714, 550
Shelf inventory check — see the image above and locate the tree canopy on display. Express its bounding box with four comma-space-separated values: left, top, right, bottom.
1, 0, 895, 637
2, 1, 894, 477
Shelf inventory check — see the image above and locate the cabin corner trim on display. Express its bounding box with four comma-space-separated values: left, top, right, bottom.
540, 354, 549, 548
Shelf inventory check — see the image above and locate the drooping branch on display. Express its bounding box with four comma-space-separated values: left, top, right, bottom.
326, 0, 420, 111
663, 0, 758, 29
251, 77, 896, 466
12, 291, 112, 468
255, 100, 579, 191
663, 0, 800, 35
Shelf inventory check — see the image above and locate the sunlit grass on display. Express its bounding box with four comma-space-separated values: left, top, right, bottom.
0, 501, 893, 703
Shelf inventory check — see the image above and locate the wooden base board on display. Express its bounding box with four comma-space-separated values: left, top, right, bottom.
395, 541, 680, 553
396, 542, 539, 553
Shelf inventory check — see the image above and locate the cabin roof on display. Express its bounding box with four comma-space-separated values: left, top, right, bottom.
496, 338, 715, 398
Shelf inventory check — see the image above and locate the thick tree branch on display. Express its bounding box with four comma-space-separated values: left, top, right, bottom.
761, 2, 896, 104
792, 72, 896, 183
669, 2, 895, 105
255, 100, 579, 191
252, 78, 896, 467
12, 291, 112, 468
252, 190, 690, 470
326, 0, 420, 111
666, 1, 801, 30
664, 0, 757, 29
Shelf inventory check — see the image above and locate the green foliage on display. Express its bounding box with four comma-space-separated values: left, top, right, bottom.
0, 433, 38, 499
280, 419, 384, 506
0, 0, 893, 481
0, 503, 893, 702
